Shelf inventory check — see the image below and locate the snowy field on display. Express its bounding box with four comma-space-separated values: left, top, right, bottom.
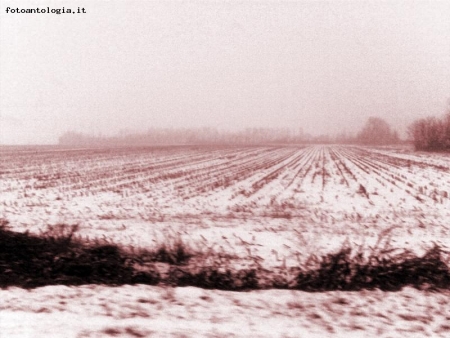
1, 285, 449, 337
1, 145, 450, 337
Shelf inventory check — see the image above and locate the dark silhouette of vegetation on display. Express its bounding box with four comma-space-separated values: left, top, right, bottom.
1, 219, 450, 291
408, 113, 450, 151
0, 220, 159, 288
296, 245, 450, 291
170, 267, 259, 291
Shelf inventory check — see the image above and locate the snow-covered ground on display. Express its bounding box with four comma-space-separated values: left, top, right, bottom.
1, 145, 450, 336
1, 285, 449, 337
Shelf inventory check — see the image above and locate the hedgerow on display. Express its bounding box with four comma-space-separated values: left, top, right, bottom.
1, 219, 449, 291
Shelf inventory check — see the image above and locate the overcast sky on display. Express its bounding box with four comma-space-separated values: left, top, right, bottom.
1, 0, 449, 144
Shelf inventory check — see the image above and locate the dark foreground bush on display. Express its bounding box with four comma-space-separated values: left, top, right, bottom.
0, 221, 159, 288
168, 266, 258, 291
1, 220, 449, 291
296, 246, 450, 291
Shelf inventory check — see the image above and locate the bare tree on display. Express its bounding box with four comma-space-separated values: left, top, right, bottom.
356, 117, 399, 145
408, 114, 450, 151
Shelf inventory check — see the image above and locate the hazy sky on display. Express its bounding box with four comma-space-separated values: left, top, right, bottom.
1, 0, 449, 144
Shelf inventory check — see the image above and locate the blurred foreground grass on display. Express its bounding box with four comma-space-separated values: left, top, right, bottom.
1, 218, 449, 291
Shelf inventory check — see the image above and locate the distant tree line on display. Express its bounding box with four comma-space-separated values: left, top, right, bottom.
58, 99, 450, 151
58, 119, 405, 148
59, 128, 312, 147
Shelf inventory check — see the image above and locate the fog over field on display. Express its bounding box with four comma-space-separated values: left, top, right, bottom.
1, 0, 450, 145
